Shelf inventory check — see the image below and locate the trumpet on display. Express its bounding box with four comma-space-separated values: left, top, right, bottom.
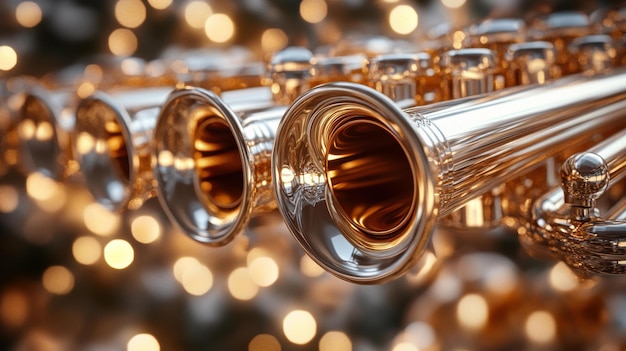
152, 46, 313, 245
271, 68, 626, 284
72, 50, 263, 211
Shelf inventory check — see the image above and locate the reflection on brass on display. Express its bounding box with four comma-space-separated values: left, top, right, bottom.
193, 116, 244, 213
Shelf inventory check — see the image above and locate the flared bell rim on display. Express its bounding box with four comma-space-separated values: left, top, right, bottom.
153, 86, 254, 246
74, 91, 136, 211
17, 90, 66, 180
272, 81, 439, 284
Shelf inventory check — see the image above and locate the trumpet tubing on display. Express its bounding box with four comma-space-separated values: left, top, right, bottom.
272, 68, 626, 283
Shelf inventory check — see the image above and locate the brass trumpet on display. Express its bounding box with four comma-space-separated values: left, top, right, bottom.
271, 68, 626, 284
152, 46, 313, 245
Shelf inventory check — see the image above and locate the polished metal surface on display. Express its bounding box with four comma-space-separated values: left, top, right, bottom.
526, 128, 626, 276
153, 86, 284, 245
74, 86, 173, 211
272, 68, 626, 283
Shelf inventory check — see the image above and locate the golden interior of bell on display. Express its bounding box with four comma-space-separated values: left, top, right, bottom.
326, 119, 415, 237
193, 116, 244, 213
103, 117, 130, 182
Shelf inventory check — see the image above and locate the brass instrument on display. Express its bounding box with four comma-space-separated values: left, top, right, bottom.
271, 69, 626, 284
152, 46, 313, 245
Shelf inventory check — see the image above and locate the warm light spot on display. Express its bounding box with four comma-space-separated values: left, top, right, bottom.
127, 333, 160, 351
441, 0, 466, 9
249, 334, 281, 351
16, 1, 43, 28
205, 14, 234, 43
173, 256, 200, 283
283, 310, 317, 345
131, 215, 161, 244
248, 256, 279, 287
34, 121, 54, 141
42, 266, 74, 295
525, 310, 557, 344
184, 1, 212, 29
549, 262, 579, 292
83, 203, 120, 236
77, 81, 96, 99
181, 261, 213, 296
157, 150, 174, 167
389, 5, 418, 35
26, 172, 59, 201
456, 293, 489, 331
227, 267, 259, 301
319, 331, 351, 351
0, 185, 19, 213
0, 46, 18, 71
0, 289, 29, 328
392, 343, 419, 351
261, 28, 289, 53
104, 239, 134, 269
76, 132, 95, 154
300, 255, 325, 278
147, 0, 172, 10
121, 57, 145, 76
300, 0, 328, 24
115, 0, 146, 28
108, 28, 138, 57
72, 236, 102, 265
18, 119, 35, 139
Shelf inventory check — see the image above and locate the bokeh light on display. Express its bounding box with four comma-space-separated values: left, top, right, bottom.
104, 239, 134, 269
42, 266, 75, 295
282, 310, 316, 345
456, 293, 489, 331
72, 236, 102, 265
525, 310, 557, 344
248, 334, 281, 351
180, 261, 213, 296
549, 262, 579, 292
300, 0, 328, 24
0, 46, 18, 71
147, 0, 172, 10
127, 333, 160, 351
389, 5, 418, 35
184, 1, 212, 29
227, 267, 258, 301
261, 28, 289, 53
16, 1, 43, 28
131, 215, 161, 244
108, 28, 138, 56
248, 256, 279, 287
83, 203, 120, 236
0, 185, 19, 213
115, 0, 147, 28
441, 0, 466, 9
319, 331, 351, 351
205, 14, 235, 43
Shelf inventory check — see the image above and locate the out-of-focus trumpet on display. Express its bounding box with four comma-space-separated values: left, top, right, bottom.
72, 49, 261, 211
271, 68, 626, 284
152, 46, 313, 245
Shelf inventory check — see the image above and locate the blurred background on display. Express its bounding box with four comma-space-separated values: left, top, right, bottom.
1, 0, 626, 351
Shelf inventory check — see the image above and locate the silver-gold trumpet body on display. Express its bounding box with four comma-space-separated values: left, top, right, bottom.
271, 68, 626, 284
74, 86, 173, 210
152, 46, 313, 245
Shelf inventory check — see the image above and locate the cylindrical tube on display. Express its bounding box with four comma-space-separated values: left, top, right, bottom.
272, 68, 626, 284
